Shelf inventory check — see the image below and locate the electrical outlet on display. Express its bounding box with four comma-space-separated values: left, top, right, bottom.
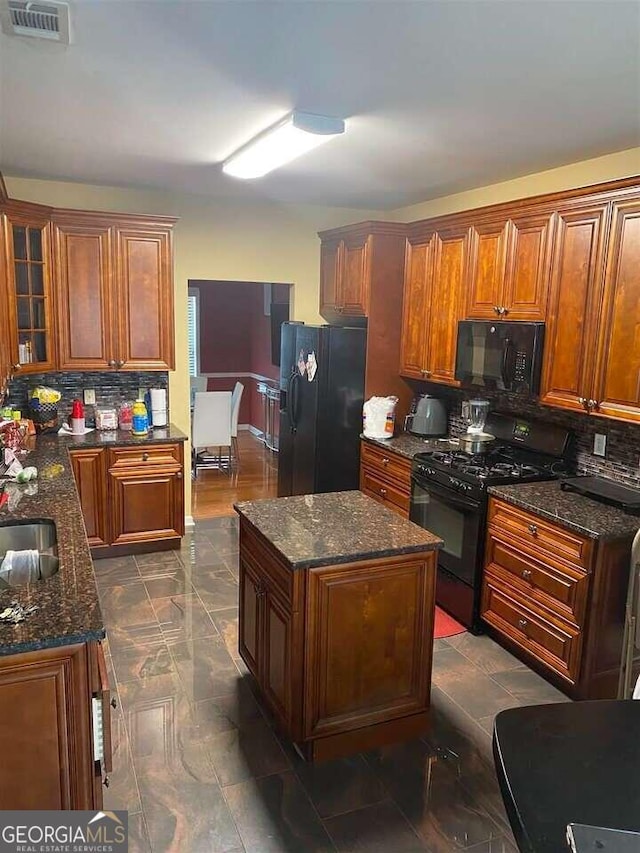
83, 388, 96, 405
593, 433, 607, 457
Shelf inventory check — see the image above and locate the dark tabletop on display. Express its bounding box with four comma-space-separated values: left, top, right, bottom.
493, 701, 640, 853
488, 480, 640, 541
234, 490, 443, 569
0, 425, 187, 656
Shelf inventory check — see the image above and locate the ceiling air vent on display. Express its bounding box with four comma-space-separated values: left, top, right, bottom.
1, 1, 71, 43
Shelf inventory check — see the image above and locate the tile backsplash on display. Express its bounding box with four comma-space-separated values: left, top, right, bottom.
432, 386, 640, 488
6, 371, 169, 420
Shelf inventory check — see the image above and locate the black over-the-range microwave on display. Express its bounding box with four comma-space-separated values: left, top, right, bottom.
454, 320, 545, 394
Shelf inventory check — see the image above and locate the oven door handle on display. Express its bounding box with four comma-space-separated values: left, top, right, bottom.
411, 476, 481, 512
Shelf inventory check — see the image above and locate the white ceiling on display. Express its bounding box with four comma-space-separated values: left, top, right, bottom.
1, 0, 639, 210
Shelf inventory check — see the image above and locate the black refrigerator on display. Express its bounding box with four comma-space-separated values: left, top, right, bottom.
277, 323, 367, 497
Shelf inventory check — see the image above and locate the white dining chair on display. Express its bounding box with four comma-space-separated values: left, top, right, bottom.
190, 375, 208, 408
230, 382, 244, 465
191, 391, 232, 477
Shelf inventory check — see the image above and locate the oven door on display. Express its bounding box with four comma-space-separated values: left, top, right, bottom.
410, 477, 484, 586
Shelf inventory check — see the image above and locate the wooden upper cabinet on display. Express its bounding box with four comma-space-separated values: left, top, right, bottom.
539, 203, 610, 413
466, 211, 554, 321
3, 204, 56, 373
425, 228, 468, 384
53, 218, 114, 370
503, 211, 554, 321
319, 237, 341, 317
340, 233, 370, 316
593, 198, 640, 422
399, 236, 433, 379
115, 227, 175, 370
319, 233, 369, 318
466, 220, 509, 319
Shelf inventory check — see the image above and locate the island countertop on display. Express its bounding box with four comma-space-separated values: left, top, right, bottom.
0, 424, 187, 656
234, 490, 443, 570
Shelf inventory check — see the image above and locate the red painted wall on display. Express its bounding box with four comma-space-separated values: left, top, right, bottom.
193, 281, 288, 431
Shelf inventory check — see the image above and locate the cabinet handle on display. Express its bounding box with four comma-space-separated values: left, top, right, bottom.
176, 471, 183, 479
422, 369, 432, 377
256, 583, 266, 598
12, 363, 20, 371
103, 775, 110, 788
379, 488, 387, 497
588, 399, 599, 411
502, 307, 509, 315
382, 457, 390, 465
108, 359, 116, 368
110, 697, 117, 709
517, 618, 528, 632
493, 306, 500, 314
528, 523, 538, 536
142, 453, 149, 461
578, 397, 587, 408
116, 360, 125, 368
522, 569, 532, 581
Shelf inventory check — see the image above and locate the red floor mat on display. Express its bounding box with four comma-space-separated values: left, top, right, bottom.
434, 606, 466, 639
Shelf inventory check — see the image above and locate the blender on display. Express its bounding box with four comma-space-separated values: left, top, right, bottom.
459, 399, 494, 453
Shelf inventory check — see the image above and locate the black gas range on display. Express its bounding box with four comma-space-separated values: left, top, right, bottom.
410, 413, 571, 633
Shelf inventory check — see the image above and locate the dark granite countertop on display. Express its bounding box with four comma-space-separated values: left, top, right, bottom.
362, 433, 455, 461
234, 490, 443, 570
488, 480, 640, 541
0, 424, 186, 656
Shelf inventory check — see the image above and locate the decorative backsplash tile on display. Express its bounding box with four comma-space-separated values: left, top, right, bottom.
6, 371, 169, 418
435, 386, 640, 488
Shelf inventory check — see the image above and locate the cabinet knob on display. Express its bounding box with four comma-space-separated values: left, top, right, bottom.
176, 471, 183, 479
493, 306, 500, 314
382, 457, 390, 465
108, 359, 116, 368
423, 369, 432, 377
528, 523, 538, 536
110, 697, 117, 709
588, 399, 599, 411
142, 452, 149, 461
502, 307, 509, 316
522, 569, 532, 581
116, 360, 125, 368
103, 775, 110, 788
517, 618, 528, 632
379, 488, 387, 497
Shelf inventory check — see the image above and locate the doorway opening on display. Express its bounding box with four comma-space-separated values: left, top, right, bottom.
188, 280, 292, 518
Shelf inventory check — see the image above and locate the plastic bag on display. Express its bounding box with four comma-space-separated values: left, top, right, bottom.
362, 396, 399, 439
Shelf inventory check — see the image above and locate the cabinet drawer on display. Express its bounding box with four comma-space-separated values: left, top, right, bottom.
107, 443, 182, 470
360, 470, 410, 517
485, 534, 589, 626
488, 497, 592, 570
482, 570, 582, 684
360, 442, 411, 488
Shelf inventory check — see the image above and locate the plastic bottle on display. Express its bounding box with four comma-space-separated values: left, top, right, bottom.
71, 399, 85, 435
131, 399, 149, 436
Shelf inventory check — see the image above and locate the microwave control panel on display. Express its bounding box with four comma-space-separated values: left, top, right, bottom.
514, 350, 528, 382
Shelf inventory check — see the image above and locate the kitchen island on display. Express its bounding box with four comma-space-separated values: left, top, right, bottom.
235, 490, 443, 761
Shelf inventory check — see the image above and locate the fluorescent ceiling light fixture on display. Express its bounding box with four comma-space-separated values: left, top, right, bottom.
222, 111, 345, 179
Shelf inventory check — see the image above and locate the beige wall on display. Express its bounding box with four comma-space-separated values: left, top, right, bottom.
390, 146, 640, 221
5, 175, 383, 516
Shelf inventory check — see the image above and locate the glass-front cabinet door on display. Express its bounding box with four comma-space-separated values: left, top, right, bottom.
3, 207, 55, 373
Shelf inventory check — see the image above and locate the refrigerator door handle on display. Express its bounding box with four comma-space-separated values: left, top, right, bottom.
287, 372, 298, 433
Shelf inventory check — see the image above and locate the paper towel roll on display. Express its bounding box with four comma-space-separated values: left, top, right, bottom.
150, 388, 167, 408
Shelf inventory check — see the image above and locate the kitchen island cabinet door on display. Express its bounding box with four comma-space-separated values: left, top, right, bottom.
303, 555, 434, 742
114, 226, 175, 370
239, 557, 262, 680
109, 466, 184, 546
539, 203, 609, 413
399, 236, 432, 379
262, 586, 295, 731
53, 218, 115, 370
69, 447, 109, 547
592, 198, 640, 423
0, 643, 95, 810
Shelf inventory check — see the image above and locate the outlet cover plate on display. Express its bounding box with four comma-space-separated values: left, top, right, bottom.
83, 389, 96, 405
594, 433, 607, 457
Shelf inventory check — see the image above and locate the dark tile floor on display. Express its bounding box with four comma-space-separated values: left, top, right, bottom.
97, 516, 568, 852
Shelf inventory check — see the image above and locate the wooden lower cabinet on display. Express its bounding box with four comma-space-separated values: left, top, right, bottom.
359, 441, 412, 518
0, 640, 111, 809
70, 442, 185, 555
238, 518, 435, 760
481, 497, 632, 699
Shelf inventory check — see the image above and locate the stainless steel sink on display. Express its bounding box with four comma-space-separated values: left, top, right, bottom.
0, 520, 59, 587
